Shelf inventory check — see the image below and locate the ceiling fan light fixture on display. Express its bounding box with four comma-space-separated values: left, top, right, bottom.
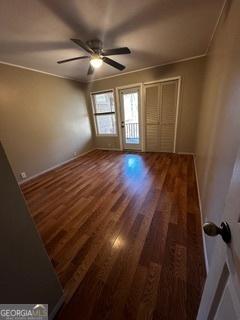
57, 39, 130, 74
90, 55, 103, 68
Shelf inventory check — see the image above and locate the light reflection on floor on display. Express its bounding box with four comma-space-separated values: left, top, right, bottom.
112, 236, 125, 250
123, 154, 146, 180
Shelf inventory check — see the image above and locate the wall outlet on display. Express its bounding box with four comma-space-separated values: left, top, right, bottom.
73, 151, 77, 157
20, 172, 27, 179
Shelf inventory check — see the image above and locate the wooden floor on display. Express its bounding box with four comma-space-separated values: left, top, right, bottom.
21, 150, 206, 320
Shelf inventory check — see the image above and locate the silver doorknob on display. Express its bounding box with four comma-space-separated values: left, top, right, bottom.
203, 221, 231, 243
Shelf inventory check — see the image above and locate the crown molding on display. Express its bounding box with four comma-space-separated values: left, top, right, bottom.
0, 53, 207, 84
88, 54, 207, 82
0, 60, 86, 83
205, 0, 228, 54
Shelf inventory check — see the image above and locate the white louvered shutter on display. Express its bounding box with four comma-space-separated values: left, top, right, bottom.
144, 80, 178, 152
159, 81, 178, 152
145, 84, 161, 152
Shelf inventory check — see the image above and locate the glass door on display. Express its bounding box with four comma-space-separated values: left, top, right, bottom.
120, 87, 141, 150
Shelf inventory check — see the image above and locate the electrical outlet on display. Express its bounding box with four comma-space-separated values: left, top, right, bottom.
20, 172, 27, 179
73, 151, 77, 157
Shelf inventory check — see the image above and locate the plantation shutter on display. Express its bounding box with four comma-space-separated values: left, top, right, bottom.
145, 84, 161, 151
144, 80, 178, 152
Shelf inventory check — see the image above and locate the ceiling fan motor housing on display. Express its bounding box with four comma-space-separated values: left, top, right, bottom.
86, 39, 103, 53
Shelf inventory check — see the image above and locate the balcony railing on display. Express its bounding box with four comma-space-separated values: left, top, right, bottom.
125, 122, 139, 144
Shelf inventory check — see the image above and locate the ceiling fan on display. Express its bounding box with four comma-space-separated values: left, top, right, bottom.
57, 39, 131, 75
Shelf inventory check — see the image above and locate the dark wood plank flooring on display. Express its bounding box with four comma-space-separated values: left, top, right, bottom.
21, 150, 206, 320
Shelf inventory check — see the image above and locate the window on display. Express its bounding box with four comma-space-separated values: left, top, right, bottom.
91, 91, 117, 135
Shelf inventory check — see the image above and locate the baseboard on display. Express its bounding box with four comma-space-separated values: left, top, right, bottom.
193, 155, 209, 273
18, 148, 95, 185
96, 148, 195, 154
96, 147, 122, 151
177, 152, 195, 155
49, 294, 65, 320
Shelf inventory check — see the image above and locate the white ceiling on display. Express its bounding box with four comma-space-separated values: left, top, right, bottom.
0, 0, 225, 82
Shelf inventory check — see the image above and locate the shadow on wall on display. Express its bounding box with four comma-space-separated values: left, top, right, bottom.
149, 63, 177, 78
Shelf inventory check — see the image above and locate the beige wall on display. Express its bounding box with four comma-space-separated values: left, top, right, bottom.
195, 0, 240, 266
87, 57, 206, 153
0, 57, 206, 182
0, 63, 93, 181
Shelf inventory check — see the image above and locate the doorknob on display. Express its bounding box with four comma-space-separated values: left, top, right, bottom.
203, 221, 231, 243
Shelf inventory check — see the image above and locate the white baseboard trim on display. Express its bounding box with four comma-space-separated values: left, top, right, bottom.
18, 148, 95, 185
95, 148, 196, 154
49, 294, 65, 320
96, 149, 196, 154
177, 152, 195, 155
96, 147, 122, 151
193, 155, 209, 273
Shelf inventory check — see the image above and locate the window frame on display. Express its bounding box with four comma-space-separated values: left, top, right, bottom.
90, 90, 118, 137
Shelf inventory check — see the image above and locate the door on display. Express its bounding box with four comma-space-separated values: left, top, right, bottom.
197, 148, 240, 319
0, 143, 63, 317
119, 87, 141, 150
144, 80, 178, 152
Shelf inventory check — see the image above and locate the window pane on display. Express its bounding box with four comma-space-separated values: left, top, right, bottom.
123, 92, 140, 144
123, 93, 139, 123
96, 114, 116, 135
94, 92, 115, 113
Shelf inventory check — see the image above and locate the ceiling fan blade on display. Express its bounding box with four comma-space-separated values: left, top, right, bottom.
102, 47, 131, 56
57, 56, 89, 64
88, 64, 94, 75
102, 57, 125, 71
71, 38, 94, 54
